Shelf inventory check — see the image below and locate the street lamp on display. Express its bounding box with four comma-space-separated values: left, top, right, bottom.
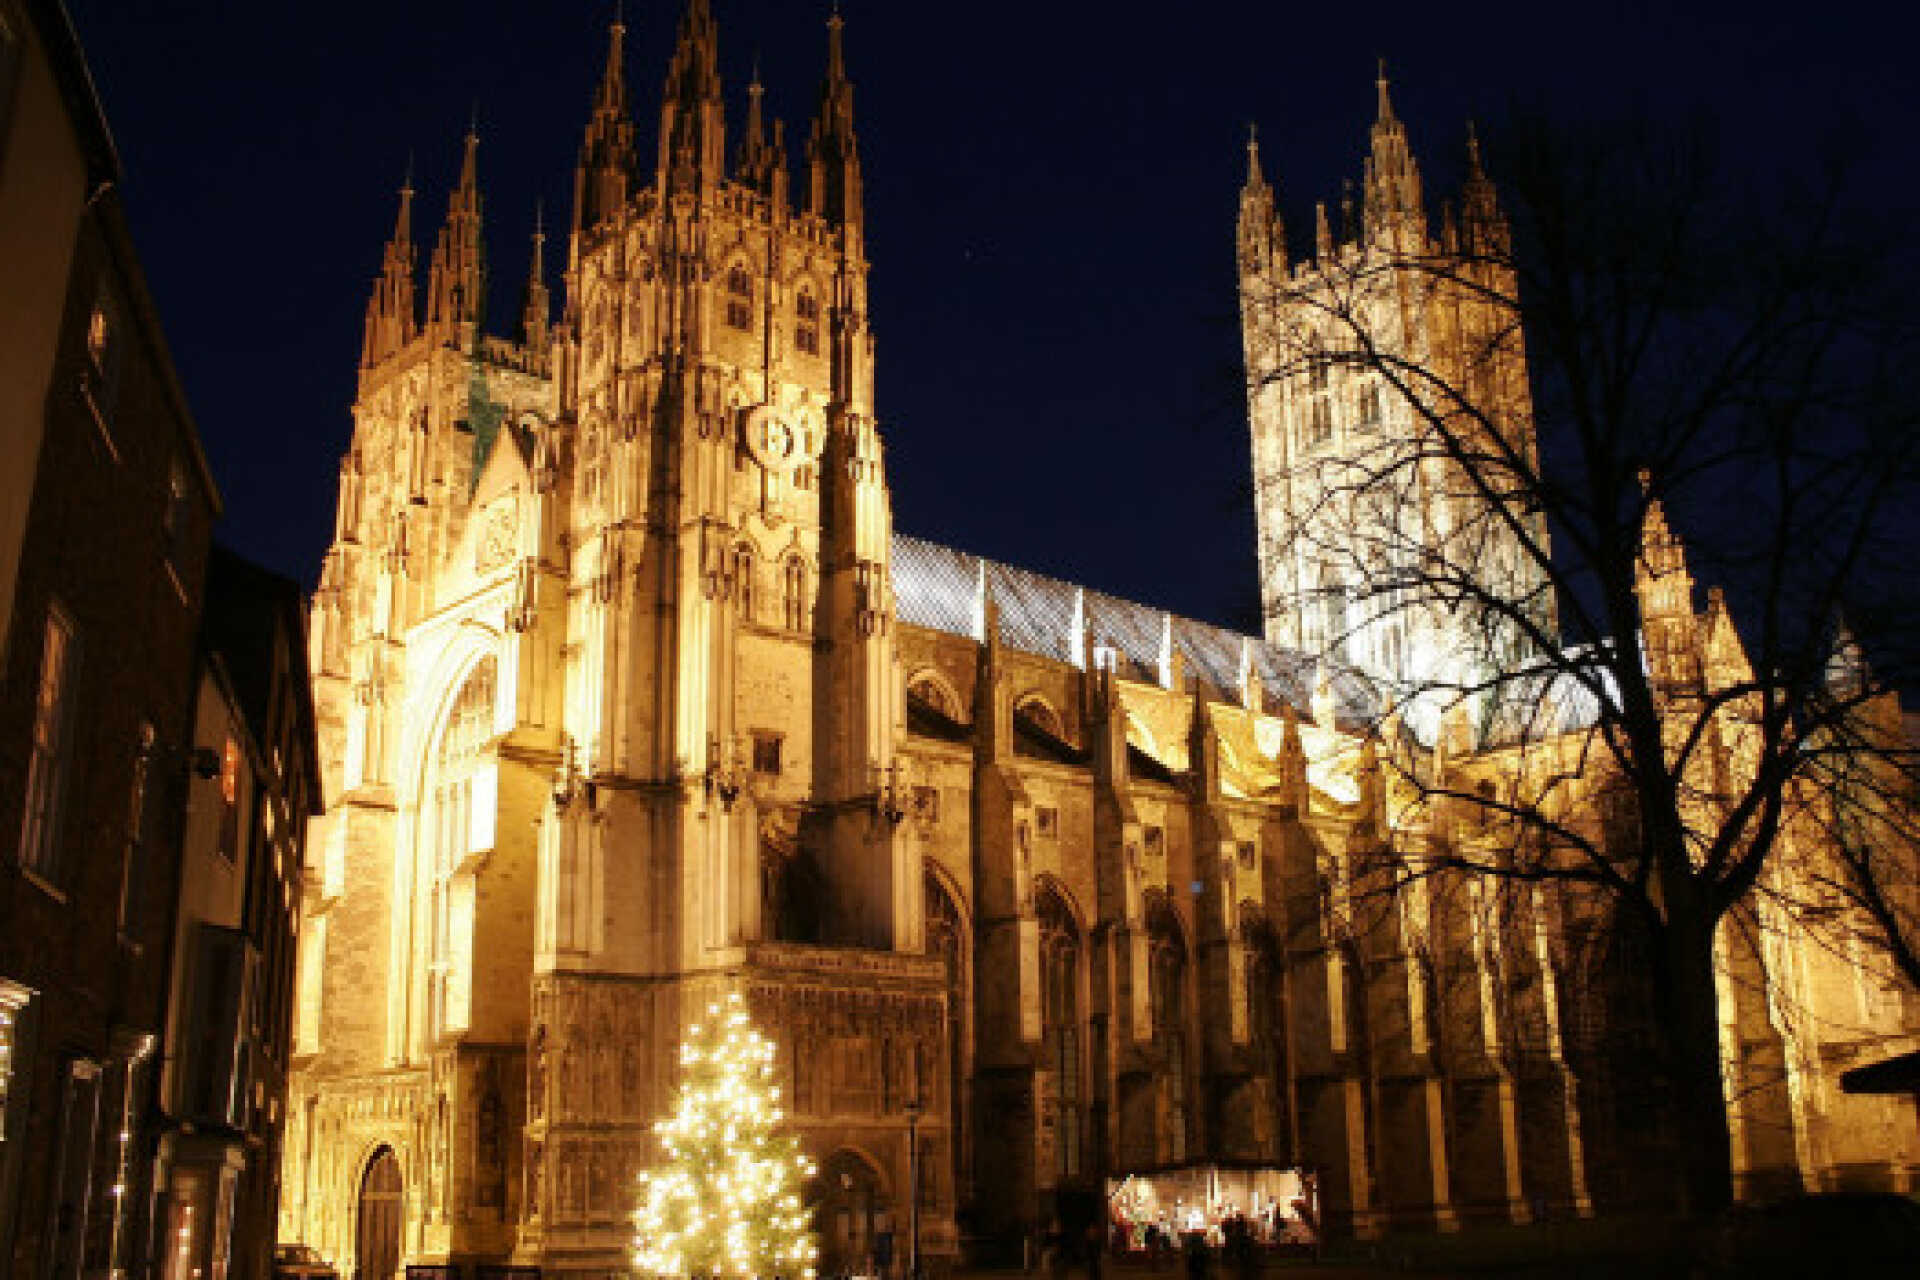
903, 1096, 922, 1280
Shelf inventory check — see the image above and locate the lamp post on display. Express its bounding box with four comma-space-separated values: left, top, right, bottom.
904, 1096, 922, 1280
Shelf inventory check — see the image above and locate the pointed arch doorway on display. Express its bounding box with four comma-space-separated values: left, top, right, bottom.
356, 1147, 402, 1280
812, 1150, 888, 1278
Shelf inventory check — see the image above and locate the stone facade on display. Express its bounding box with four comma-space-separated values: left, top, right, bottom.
280, 6, 1918, 1278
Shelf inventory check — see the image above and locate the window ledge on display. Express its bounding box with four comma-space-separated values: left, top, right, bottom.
19, 865, 69, 905
80, 375, 122, 465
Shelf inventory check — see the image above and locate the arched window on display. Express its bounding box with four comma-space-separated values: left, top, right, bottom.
1149, 901, 1189, 1164
1356, 378, 1382, 429
1303, 353, 1333, 447
908, 673, 960, 720
734, 545, 756, 621
424, 656, 496, 1042
1038, 886, 1082, 1181
795, 288, 821, 355
725, 265, 753, 331
1315, 564, 1348, 661
782, 556, 809, 631
925, 873, 969, 1195
1242, 915, 1291, 1162
1014, 694, 1072, 760
1015, 695, 1063, 740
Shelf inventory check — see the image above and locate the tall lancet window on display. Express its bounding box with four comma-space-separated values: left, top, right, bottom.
782, 556, 809, 632
1149, 901, 1190, 1164
795, 288, 821, 355
725, 265, 753, 331
1037, 886, 1083, 1181
423, 656, 496, 1044
408, 408, 430, 503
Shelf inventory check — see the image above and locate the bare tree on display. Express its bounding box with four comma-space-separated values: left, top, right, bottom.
1240, 108, 1920, 1214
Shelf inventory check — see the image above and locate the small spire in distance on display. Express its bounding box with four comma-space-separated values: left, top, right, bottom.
1246, 120, 1265, 187
1375, 56, 1395, 123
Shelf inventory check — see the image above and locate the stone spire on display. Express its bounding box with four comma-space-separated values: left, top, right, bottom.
736, 60, 788, 200
1238, 121, 1284, 274
1362, 59, 1426, 250
361, 166, 418, 369
573, 12, 637, 241
425, 125, 486, 338
1458, 120, 1507, 256
657, 0, 726, 196
1635, 471, 1700, 691
520, 203, 551, 350
805, 5, 863, 227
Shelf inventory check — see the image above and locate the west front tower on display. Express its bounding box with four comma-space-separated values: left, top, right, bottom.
283, 8, 950, 1275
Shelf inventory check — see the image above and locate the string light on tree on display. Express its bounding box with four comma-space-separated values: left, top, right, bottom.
633, 991, 818, 1279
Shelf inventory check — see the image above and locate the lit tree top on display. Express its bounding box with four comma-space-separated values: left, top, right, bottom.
633, 991, 819, 1280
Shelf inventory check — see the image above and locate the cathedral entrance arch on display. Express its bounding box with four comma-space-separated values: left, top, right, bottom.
812, 1149, 889, 1278
355, 1147, 402, 1280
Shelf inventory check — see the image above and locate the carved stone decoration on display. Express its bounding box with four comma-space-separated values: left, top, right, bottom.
529, 1024, 547, 1121
475, 491, 518, 573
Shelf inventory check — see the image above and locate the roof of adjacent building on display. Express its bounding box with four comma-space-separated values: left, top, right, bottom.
201, 545, 323, 812
891, 532, 1378, 726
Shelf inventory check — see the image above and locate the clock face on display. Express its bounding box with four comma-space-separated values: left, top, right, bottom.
742, 404, 800, 473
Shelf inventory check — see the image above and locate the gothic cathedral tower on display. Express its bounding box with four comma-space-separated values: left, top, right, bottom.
1238, 70, 1553, 728
285, 7, 949, 1275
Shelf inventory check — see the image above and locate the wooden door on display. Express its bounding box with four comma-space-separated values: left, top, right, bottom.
356, 1148, 402, 1280
814, 1153, 885, 1278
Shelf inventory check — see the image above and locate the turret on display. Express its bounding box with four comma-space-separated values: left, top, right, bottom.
573, 14, 636, 247
1362, 61, 1426, 252
657, 0, 726, 197
519, 205, 551, 351
1238, 122, 1284, 277
805, 7, 863, 228
736, 65, 789, 205
1458, 122, 1508, 258
1635, 473, 1700, 691
425, 125, 486, 340
361, 170, 418, 371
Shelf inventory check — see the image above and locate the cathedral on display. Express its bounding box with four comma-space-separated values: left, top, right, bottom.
277, 4, 1918, 1276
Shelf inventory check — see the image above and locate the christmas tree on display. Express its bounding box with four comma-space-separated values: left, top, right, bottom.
632, 991, 819, 1279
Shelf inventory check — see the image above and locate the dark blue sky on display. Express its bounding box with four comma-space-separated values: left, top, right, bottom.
66, 1, 1916, 633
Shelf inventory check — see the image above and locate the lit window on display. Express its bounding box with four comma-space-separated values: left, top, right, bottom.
0, 980, 32, 1144
85, 287, 123, 419
725, 265, 752, 331
217, 736, 242, 862
19, 606, 80, 885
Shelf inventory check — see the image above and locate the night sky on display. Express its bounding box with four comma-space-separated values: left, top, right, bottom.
64, 1, 1916, 635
